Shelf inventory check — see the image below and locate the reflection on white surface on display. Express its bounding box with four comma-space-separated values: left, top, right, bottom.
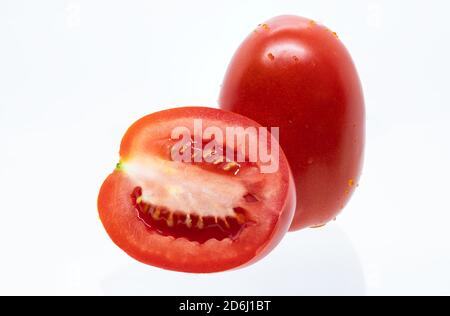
101, 224, 366, 296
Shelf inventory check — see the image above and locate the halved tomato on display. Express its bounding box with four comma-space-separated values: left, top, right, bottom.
98, 107, 295, 273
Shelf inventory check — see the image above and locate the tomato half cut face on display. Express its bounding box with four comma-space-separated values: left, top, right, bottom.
98, 107, 295, 273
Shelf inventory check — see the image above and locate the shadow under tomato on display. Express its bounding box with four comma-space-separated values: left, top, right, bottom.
101, 223, 366, 295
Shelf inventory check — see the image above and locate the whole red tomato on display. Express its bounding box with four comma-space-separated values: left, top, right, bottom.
220, 15, 365, 230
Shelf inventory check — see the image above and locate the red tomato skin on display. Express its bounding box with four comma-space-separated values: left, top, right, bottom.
98, 107, 296, 273
220, 16, 365, 230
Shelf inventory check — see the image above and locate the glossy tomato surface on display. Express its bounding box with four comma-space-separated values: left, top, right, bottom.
98, 107, 295, 273
220, 16, 365, 230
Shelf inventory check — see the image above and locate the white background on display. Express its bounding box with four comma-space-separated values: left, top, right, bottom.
1, 0, 449, 296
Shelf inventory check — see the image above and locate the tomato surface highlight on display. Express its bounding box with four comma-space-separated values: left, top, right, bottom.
220, 15, 365, 231
98, 107, 295, 273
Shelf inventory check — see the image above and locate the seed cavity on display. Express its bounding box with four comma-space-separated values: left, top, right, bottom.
131, 187, 254, 243
170, 141, 247, 176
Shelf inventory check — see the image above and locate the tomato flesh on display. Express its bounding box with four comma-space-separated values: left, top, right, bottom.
98, 107, 295, 273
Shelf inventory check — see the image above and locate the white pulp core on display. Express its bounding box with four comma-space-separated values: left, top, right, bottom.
123, 157, 247, 217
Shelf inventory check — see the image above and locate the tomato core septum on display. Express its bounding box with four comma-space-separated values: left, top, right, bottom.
131, 187, 253, 243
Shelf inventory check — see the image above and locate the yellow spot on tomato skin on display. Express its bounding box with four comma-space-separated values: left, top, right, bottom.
267, 53, 275, 61
348, 179, 355, 187
309, 20, 316, 27
332, 31, 339, 39
261, 23, 270, 30
136, 196, 142, 204
256, 23, 270, 31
